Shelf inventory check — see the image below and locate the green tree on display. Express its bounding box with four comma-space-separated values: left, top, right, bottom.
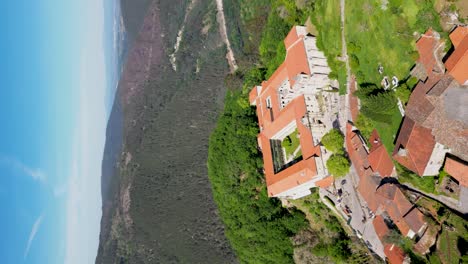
355, 113, 374, 140
326, 154, 350, 177
328, 239, 351, 261
208, 88, 308, 264
395, 83, 411, 104
321, 129, 344, 154
353, 84, 380, 99
359, 91, 397, 124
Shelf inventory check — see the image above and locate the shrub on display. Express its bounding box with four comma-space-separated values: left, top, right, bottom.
414, 4, 442, 33
395, 83, 412, 104
311, 242, 329, 256
326, 154, 350, 177
349, 54, 360, 70
355, 113, 374, 140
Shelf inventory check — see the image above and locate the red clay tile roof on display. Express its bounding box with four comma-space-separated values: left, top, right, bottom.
426, 75, 455, 97
315, 175, 334, 188
368, 130, 395, 177
449, 26, 468, 48
358, 174, 382, 212
267, 158, 318, 196
346, 123, 372, 179
373, 215, 390, 241
249, 86, 259, 105
392, 117, 436, 176
378, 186, 425, 237
393, 189, 414, 216
284, 26, 301, 50
369, 129, 383, 151
284, 39, 311, 87
445, 157, 468, 186
445, 27, 468, 85
416, 29, 442, 75
385, 203, 411, 237
405, 76, 440, 124
249, 26, 330, 197
258, 96, 322, 195
350, 125, 427, 237
403, 207, 426, 235
376, 183, 398, 200
384, 244, 406, 264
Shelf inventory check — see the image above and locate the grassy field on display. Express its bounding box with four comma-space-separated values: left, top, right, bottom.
397, 164, 437, 193
344, 0, 442, 85
343, 0, 444, 152
281, 129, 301, 159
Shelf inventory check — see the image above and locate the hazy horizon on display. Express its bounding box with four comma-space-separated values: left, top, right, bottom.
0, 0, 121, 263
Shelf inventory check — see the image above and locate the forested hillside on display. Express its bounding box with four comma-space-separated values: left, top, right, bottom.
208, 70, 309, 263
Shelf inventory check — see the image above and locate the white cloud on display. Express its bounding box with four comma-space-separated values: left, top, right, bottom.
64, 0, 107, 263
24, 214, 44, 259
0, 155, 46, 183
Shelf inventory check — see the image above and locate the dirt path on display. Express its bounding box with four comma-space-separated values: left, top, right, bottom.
341, 0, 351, 107
337, 0, 352, 134
215, 0, 238, 73
169, 0, 197, 71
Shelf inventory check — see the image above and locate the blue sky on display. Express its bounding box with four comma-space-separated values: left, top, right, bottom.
0, 0, 119, 263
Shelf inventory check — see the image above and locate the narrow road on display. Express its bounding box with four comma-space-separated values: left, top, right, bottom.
340, 0, 351, 118
215, 0, 238, 73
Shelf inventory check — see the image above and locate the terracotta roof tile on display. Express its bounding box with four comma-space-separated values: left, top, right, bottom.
445, 157, 468, 186
393, 117, 436, 176
416, 29, 443, 75
257, 95, 322, 197
445, 33, 468, 85
379, 187, 424, 237
405, 76, 439, 124
449, 26, 468, 48
267, 158, 318, 196
284, 26, 300, 50
376, 183, 397, 200
315, 175, 334, 188
346, 124, 372, 179
384, 244, 406, 264
368, 130, 395, 177
373, 215, 390, 241
284, 39, 311, 86
249, 86, 258, 105
393, 189, 413, 216
358, 174, 382, 212
385, 202, 411, 237
369, 129, 383, 151
403, 207, 426, 235
426, 75, 455, 97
